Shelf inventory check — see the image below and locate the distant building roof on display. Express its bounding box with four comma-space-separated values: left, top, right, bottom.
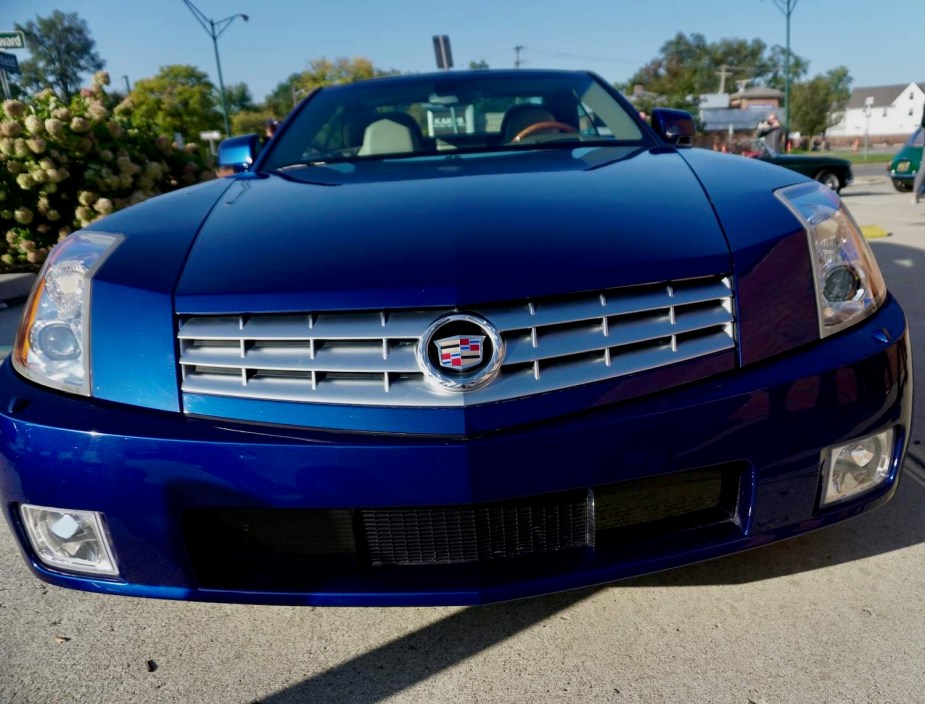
699, 93, 730, 109
846, 83, 925, 109
732, 86, 783, 100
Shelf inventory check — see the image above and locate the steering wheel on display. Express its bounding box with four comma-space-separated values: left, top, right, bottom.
512, 121, 578, 143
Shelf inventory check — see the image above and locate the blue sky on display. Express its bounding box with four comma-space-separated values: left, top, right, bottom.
3, 0, 923, 104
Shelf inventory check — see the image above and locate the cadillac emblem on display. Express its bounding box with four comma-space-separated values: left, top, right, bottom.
417, 314, 504, 391
435, 335, 485, 370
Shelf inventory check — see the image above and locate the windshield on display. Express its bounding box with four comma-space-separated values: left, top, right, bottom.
262, 72, 647, 170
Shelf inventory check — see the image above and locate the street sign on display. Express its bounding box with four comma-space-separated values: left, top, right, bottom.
432, 35, 453, 70
0, 31, 25, 50
0, 51, 19, 75
199, 130, 222, 141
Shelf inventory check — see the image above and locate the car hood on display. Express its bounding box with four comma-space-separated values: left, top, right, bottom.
175, 147, 732, 313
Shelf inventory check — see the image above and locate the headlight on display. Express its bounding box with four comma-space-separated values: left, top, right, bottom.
12, 231, 123, 396
776, 182, 886, 337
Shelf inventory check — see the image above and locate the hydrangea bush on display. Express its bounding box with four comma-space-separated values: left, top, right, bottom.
0, 72, 215, 269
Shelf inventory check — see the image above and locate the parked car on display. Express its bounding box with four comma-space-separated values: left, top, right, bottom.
738, 138, 854, 192
888, 127, 923, 192
0, 70, 911, 606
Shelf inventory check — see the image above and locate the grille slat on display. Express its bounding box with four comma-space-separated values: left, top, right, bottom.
179, 276, 736, 408
180, 341, 420, 374
503, 305, 733, 365
482, 278, 732, 331
178, 311, 437, 341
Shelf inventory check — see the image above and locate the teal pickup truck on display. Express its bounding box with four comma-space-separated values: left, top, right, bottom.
889, 127, 923, 192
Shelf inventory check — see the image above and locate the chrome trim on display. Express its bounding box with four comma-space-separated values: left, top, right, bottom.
415, 314, 505, 392
178, 275, 736, 408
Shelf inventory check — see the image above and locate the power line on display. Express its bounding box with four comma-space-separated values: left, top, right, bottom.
528, 48, 647, 66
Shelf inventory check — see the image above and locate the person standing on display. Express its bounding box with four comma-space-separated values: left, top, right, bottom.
912, 108, 925, 204
758, 113, 783, 152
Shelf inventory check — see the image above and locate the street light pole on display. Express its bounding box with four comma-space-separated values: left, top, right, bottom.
181, 0, 248, 138
769, 0, 798, 146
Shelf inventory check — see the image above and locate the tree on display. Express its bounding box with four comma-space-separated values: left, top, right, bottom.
468, 59, 490, 70
231, 109, 276, 136
790, 67, 853, 140
264, 73, 303, 117
624, 32, 808, 114
129, 65, 220, 139
764, 45, 809, 93
224, 82, 255, 116
298, 57, 397, 90
15, 10, 105, 102
265, 58, 398, 115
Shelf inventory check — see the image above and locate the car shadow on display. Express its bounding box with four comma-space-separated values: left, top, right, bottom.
840, 189, 888, 198
257, 478, 924, 704
257, 239, 925, 704
258, 586, 602, 704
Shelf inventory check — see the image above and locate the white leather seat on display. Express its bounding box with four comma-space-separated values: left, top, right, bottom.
358, 117, 417, 156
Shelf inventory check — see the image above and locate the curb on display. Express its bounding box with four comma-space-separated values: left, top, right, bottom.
0, 273, 35, 302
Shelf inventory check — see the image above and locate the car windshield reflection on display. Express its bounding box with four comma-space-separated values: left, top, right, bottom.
262, 71, 649, 171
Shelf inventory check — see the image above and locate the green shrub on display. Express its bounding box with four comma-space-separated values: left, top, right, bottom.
0, 71, 215, 270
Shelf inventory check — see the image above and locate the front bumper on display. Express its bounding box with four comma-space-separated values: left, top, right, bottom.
0, 296, 912, 606
890, 165, 916, 182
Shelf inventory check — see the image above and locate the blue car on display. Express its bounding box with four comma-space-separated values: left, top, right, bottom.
0, 70, 912, 606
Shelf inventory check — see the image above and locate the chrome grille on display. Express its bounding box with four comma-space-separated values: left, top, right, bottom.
178, 276, 735, 407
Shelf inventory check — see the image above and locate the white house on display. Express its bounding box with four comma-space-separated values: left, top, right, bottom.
828, 82, 924, 143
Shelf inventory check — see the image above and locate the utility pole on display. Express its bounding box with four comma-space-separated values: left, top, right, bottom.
181, 0, 249, 138
514, 45, 525, 69
715, 65, 733, 94
768, 0, 799, 144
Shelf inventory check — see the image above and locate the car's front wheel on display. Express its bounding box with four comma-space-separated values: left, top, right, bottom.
816, 171, 841, 192
892, 179, 912, 192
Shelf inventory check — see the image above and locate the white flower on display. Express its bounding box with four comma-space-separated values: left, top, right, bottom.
2, 100, 26, 118
0, 121, 22, 138
24, 115, 43, 135
44, 118, 65, 137
70, 117, 91, 133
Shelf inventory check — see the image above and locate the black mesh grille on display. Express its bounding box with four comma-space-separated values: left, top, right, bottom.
183, 464, 742, 592
362, 493, 589, 566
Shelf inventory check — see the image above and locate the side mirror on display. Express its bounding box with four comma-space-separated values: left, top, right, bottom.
217, 133, 261, 174
651, 108, 696, 147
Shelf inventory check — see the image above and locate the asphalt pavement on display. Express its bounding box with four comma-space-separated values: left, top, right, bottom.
0, 171, 923, 704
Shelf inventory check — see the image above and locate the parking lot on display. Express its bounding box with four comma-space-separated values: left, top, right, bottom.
0, 164, 923, 704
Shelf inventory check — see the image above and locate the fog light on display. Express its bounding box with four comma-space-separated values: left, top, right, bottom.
20, 505, 118, 576
820, 429, 894, 507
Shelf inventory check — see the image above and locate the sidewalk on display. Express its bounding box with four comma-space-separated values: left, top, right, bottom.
0, 273, 34, 352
